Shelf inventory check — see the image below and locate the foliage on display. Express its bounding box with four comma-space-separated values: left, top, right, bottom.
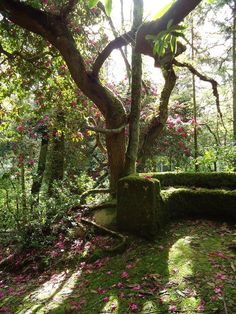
146, 20, 186, 57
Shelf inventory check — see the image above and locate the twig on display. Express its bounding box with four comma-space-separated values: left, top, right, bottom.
173, 59, 227, 136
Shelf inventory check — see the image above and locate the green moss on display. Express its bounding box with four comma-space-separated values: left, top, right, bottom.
143, 172, 236, 189
162, 188, 236, 221
117, 175, 166, 239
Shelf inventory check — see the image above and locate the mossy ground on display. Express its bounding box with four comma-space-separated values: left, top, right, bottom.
0, 220, 236, 313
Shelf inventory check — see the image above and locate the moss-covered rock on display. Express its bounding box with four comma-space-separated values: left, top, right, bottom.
162, 188, 236, 221
143, 172, 236, 189
117, 175, 166, 239
93, 207, 117, 228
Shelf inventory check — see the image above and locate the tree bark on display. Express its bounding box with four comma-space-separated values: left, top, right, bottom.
0, 0, 202, 188
233, 1, 236, 143
139, 63, 177, 158
48, 132, 65, 195
191, 18, 199, 172
31, 134, 49, 196
135, 0, 202, 57
124, 0, 143, 175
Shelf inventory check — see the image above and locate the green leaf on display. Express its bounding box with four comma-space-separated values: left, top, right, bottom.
102, 0, 112, 16
153, 0, 176, 19
88, 0, 99, 8
170, 36, 176, 53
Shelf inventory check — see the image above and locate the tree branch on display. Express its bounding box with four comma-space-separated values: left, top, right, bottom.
139, 63, 177, 157
86, 124, 126, 134
60, 0, 78, 20
172, 59, 225, 122
97, 2, 131, 81
136, 0, 202, 57
92, 30, 135, 77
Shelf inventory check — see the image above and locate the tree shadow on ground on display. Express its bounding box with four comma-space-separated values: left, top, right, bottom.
1, 219, 235, 314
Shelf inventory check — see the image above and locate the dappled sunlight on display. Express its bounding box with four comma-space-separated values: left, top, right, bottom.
17, 269, 82, 314
167, 236, 201, 312
141, 300, 158, 313
100, 296, 119, 314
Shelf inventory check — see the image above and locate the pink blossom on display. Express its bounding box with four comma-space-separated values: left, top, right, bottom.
102, 296, 109, 302
70, 301, 81, 311
16, 125, 24, 133
129, 303, 138, 312
214, 285, 223, 294
106, 271, 112, 275
121, 271, 129, 279
196, 301, 205, 313
132, 284, 141, 291
168, 304, 177, 312
97, 287, 106, 294
215, 272, 227, 280
117, 282, 123, 289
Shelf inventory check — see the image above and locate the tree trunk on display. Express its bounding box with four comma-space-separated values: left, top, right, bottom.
31, 134, 49, 196
48, 132, 65, 195
191, 18, 199, 172
124, 0, 143, 175
233, 1, 236, 148
0, 0, 202, 189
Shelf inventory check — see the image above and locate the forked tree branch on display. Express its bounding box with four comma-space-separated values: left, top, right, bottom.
92, 30, 136, 77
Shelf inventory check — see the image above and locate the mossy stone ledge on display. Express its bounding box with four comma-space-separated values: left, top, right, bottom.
117, 175, 165, 239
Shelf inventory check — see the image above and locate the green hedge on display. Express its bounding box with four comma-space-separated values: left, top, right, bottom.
162, 188, 236, 221
143, 172, 236, 189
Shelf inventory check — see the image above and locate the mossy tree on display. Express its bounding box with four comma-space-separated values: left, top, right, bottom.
0, 0, 203, 190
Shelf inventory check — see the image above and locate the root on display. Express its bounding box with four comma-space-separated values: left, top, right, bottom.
81, 218, 127, 254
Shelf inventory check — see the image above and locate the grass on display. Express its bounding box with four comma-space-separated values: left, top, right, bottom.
0, 219, 236, 313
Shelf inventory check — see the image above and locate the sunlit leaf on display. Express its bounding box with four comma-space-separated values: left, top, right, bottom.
102, 0, 112, 16
88, 0, 99, 8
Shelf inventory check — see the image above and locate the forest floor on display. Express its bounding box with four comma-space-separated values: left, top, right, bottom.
0, 219, 236, 314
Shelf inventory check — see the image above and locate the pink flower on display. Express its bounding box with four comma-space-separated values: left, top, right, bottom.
129, 303, 138, 312
215, 272, 227, 280
97, 287, 106, 294
132, 284, 141, 291
168, 304, 177, 312
117, 282, 123, 289
121, 271, 129, 279
214, 285, 223, 294
16, 125, 24, 133
106, 271, 112, 275
110, 303, 117, 312
102, 296, 109, 302
196, 301, 205, 312
70, 301, 81, 311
